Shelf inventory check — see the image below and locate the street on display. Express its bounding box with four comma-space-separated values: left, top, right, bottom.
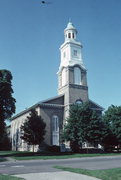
0, 155, 121, 175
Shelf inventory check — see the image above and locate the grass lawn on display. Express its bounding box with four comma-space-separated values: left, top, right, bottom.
0, 158, 6, 162
0, 174, 25, 180
0, 151, 28, 156
0, 151, 121, 161
54, 166, 121, 180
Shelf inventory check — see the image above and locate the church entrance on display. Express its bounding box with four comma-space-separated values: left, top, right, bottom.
52, 115, 59, 145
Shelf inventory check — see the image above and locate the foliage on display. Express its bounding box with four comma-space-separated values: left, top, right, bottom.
0, 70, 16, 121
100, 122, 118, 152
20, 109, 46, 152
62, 102, 102, 152
84, 110, 103, 146
0, 70, 16, 149
47, 145, 60, 152
0, 120, 6, 140
0, 133, 11, 150
102, 105, 121, 150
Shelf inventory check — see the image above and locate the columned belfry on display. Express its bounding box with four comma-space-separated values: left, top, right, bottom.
58, 21, 88, 118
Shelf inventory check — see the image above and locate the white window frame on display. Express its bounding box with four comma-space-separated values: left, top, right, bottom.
62, 68, 66, 86
74, 67, 81, 85
52, 115, 59, 145
74, 50, 78, 56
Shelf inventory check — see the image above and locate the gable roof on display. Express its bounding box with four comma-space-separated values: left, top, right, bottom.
42, 94, 64, 105
89, 99, 104, 111
11, 94, 64, 120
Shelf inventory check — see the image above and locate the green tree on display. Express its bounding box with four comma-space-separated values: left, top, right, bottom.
103, 105, 121, 150
62, 102, 102, 152
84, 111, 103, 147
0, 70, 16, 149
20, 109, 46, 152
0, 120, 6, 149
101, 123, 118, 152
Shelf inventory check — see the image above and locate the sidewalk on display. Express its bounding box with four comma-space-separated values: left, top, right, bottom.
15, 171, 101, 180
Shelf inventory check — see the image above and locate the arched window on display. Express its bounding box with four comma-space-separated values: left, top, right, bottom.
62, 68, 66, 86
68, 33, 71, 38
52, 115, 59, 145
52, 115, 59, 132
74, 67, 81, 85
75, 99, 83, 105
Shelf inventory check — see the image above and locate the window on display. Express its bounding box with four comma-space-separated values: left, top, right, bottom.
76, 100, 82, 105
63, 51, 66, 58
73, 33, 74, 39
68, 33, 71, 38
52, 115, 59, 132
52, 115, 59, 145
74, 50, 77, 56
74, 67, 81, 85
62, 68, 66, 86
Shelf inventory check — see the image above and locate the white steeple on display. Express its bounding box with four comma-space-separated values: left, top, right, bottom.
59, 21, 85, 71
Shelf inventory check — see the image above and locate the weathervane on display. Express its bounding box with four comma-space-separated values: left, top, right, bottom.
41, 1, 52, 4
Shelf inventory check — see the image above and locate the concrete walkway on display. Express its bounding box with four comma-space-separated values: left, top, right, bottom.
15, 171, 101, 180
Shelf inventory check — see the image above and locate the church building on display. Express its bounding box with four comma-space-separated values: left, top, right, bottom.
11, 21, 103, 151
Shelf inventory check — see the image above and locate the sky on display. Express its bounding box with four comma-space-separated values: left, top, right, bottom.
0, 0, 121, 115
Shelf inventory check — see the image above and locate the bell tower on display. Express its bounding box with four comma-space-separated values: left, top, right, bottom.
57, 21, 89, 118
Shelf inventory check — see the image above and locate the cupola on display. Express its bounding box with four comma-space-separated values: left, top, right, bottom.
64, 21, 77, 41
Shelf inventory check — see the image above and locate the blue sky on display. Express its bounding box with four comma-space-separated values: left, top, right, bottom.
0, 0, 121, 115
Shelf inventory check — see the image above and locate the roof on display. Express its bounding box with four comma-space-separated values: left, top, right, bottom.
42, 94, 64, 104
89, 99, 104, 111
11, 94, 64, 120
65, 21, 77, 32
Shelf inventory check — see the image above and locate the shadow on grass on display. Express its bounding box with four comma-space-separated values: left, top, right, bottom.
1, 150, 121, 161
0, 148, 105, 158
0, 151, 75, 158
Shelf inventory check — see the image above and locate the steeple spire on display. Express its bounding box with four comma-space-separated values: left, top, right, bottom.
69, 18, 71, 23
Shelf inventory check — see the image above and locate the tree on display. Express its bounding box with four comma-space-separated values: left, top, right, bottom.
101, 123, 118, 152
0, 132, 11, 150
20, 109, 46, 152
0, 120, 6, 149
62, 102, 102, 152
0, 70, 16, 148
103, 105, 121, 150
84, 111, 103, 147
